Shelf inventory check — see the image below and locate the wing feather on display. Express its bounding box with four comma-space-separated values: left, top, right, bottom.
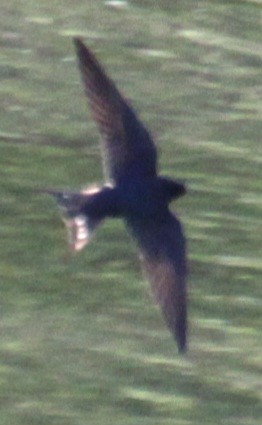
128, 212, 187, 353
74, 38, 157, 183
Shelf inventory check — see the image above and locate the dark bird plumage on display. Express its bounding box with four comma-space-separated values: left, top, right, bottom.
44, 38, 188, 353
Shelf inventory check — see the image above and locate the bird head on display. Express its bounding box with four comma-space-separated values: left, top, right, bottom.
158, 177, 186, 203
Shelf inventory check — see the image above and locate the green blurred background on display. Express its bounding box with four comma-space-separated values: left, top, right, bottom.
0, 1, 261, 424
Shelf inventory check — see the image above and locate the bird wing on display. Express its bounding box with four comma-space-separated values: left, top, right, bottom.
128, 212, 187, 353
74, 38, 157, 183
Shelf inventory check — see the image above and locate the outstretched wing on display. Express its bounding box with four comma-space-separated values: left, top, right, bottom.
74, 38, 157, 183
128, 212, 187, 353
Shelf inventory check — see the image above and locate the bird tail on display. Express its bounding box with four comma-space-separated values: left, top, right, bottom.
41, 186, 103, 252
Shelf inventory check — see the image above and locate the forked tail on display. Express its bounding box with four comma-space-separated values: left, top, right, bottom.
41, 186, 103, 252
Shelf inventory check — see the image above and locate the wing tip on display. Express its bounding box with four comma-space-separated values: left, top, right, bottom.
73, 37, 88, 59
176, 305, 187, 354
72, 37, 106, 81
177, 339, 187, 355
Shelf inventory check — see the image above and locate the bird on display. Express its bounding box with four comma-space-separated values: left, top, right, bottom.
44, 38, 188, 353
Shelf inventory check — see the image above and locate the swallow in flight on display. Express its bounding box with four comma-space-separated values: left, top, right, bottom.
44, 38, 188, 353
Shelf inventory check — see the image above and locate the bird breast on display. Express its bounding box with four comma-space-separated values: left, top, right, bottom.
119, 178, 168, 219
